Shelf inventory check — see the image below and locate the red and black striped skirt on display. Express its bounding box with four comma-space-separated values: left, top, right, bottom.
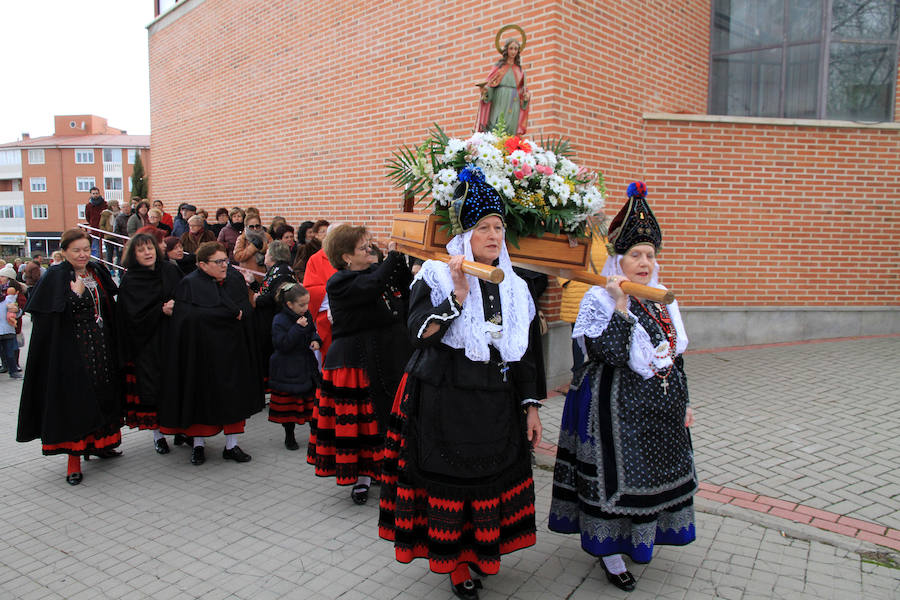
378, 375, 537, 575
159, 421, 246, 437
306, 366, 382, 485
268, 390, 315, 425
123, 360, 158, 430
41, 421, 122, 456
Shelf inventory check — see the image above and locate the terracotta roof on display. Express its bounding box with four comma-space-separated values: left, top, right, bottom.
0, 134, 150, 149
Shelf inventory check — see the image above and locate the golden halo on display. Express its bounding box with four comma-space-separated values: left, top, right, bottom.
495, 24, 526, 54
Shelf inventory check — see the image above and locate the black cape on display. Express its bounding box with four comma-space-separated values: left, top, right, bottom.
159, 266, 265, 428
17, 261, 122, 444
117, 261, 183, 411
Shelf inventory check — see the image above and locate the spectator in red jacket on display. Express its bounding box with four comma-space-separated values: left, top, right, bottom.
84, 187, 108, 258
151, 200, 175, 230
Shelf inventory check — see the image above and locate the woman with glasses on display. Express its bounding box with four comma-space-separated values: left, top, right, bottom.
159, 241, 266, 466
233, 213, 272, 284
306, 225, 413, 505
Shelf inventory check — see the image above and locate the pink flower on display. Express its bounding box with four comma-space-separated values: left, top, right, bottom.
522, 163, 532, 176
514, 170, 525, 180
537, 165, 553, 176
511, 158, 519, 166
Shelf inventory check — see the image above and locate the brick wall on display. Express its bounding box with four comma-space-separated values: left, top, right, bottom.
148, 0, 900, 317
643, 118, 900, 307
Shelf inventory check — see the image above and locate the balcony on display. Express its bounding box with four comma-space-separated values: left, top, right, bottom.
103, 161, 122, 176
104, 189, 124, 203
0, 190, 26, 243
0, 163, 22, 180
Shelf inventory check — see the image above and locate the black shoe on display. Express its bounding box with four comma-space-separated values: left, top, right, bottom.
190, 446, 206, 465
222, 446, 251, 462
601, 561, 636, 592
155, 438, 170, 454
173, 433, 193, 447
284, 434, 299, 451
451, 578, 482, 600
9, 371, 23, 379
66, 472, 83, 486
351, 484, 369, 505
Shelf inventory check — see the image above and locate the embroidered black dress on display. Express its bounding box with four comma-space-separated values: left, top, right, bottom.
17, 261, 123, 455
378, 278, 538, 575
549, 292, 697, 563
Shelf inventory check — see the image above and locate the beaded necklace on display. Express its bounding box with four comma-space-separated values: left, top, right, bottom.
636, 299, 675, 394
79, 271, 103, 327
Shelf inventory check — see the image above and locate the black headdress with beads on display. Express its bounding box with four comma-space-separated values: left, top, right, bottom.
606, 181, 662, 254
448, 164, 506, 235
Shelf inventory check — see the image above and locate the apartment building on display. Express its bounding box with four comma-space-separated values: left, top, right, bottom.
0, 115, 150, 255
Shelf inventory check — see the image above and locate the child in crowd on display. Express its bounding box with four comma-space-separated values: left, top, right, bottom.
268, 283, 321, 450
1, 291, 22, 378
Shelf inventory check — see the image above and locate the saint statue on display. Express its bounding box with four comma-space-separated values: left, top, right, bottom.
475, 25, 531, 136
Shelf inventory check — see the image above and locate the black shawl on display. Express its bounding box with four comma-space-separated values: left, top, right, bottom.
17, 261, 122, 444
159, 266, 265, 428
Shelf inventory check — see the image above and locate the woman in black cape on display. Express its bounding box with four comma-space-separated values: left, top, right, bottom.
17, 228, 123, 485
159, 241, 265, 465
117, 232, 183, 454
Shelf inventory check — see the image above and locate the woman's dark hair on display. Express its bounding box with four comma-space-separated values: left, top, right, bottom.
163, 236, 182, 255
122, 233, 162, 269
136, 225, 166, 245
135, 200, 150, 214
60, 228, 90, 250
313, 219, 330, 233
229, 207, 245, 220
275, 282, 309, 306
196, 241, 226, 263
216, 207, 229, 219
274, 224, 294, 240
324, 224, 367, 270
297, 220, 314, 239
292, 237, 321, 275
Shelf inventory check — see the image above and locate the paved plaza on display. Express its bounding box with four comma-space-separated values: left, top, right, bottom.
1, 328, 898, 599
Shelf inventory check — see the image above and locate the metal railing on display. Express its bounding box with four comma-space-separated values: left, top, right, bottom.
76, 223, 266, 279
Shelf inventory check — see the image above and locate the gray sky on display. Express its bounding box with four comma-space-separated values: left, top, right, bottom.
0, 1, 154, 143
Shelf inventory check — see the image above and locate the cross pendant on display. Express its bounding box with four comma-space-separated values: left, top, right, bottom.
660, 378, 668, 394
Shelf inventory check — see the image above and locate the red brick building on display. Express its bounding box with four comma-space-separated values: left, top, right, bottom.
0, 115, 151, 255
148, 0, 900, 370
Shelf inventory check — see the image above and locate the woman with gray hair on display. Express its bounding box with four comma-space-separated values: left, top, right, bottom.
250, 240, 297, 388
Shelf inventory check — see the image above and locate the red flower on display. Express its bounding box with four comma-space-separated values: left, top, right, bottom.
504, 136, 532, 154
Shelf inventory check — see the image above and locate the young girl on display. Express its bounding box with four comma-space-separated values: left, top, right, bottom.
269, 283, 321, 450
1, 295, 22, 378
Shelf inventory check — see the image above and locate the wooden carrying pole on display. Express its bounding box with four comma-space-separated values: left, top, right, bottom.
395, 243, 505, 284
396, 244, 674, 304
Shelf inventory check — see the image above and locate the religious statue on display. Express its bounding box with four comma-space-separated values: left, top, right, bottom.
475, 25, 531, 136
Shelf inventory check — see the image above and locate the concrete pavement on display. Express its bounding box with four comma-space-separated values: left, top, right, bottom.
0, 328, 898, 599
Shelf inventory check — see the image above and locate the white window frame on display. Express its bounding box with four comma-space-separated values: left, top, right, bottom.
75, 149, 94, 164
0, 205, 15, 219
31, 204, 48, 220
77, 205, 86, 220
104, 177, 123, 191
103, 148, 121, 164
76, 176, 96, 192
28, 149, 44, 164
30, 177, 47, 192
127, 149, 139, 164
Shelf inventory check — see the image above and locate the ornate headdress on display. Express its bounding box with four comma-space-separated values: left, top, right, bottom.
605, 181, 662, 255
448, 164, 506, 235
